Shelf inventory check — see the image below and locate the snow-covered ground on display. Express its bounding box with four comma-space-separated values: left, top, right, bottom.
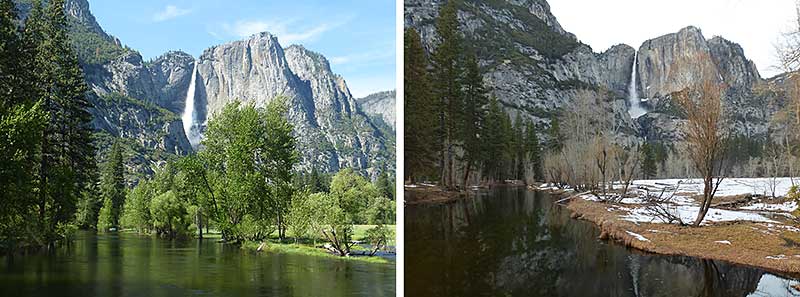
541, 177, 799, 226
625, 177, 799, 199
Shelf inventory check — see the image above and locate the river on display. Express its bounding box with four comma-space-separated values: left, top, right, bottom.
0, 232, 395, 297
405, 187, 800, 297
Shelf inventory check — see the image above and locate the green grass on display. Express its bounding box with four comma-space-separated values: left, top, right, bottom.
241, 238, 392, 264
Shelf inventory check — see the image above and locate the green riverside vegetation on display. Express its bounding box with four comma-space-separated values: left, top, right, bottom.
0, 0, 96, 251
0, 0, 395, 260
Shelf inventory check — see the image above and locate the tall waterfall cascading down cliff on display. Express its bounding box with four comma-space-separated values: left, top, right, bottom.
181, 61, 201, 149
628, 51, 646, 118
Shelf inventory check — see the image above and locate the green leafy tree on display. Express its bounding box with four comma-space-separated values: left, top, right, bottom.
404, 28, 437, 183
330, 168, 379, 224
308, 192, 353, 256
262, 96, 298, 241
120, 180, 154, 233
149, 190, 190, 239
287, 190, 313, 243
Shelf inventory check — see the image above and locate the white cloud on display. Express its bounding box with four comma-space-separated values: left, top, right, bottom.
152, 5, 191, 22
222, 19, 346, 44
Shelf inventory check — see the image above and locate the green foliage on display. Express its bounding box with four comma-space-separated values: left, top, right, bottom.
330, 168, 379, 224
296, 167, 332, 193
0, 0, 98, 249
546, 116, 563, 152
99, 140, 126, 229
149, 190, 190, 239
120, 180, 154, 233
525, 120, 543, 181
308, 192, 354, 256
432, 1, 465, 189
366, 197, 395, 225
364, 225, 393, 256
456, 0, 581, 61
75, 185, 101, 229
461, 51, 489, 187
287, 190, 314, 243
404, 28, 437, 182
375, 170, 394, 200
97, 198, 112, 231
641, 142, 658, 179
66, 17, 132, 66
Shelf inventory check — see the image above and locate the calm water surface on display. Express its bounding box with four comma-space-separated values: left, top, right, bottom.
405, 187, 800, 297
0, 232, 395, 297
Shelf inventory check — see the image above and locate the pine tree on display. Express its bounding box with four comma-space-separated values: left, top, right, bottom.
376, 170, 394, 200
513, 113, 525, 180
483, 96, 505, 181
547, 116, 563, 152
404, 28, 436, 183
641, 142, 657, 179
431, 0, 464, 190
460, 52, 488, 187
22, 0, 96, 242
100, 141, 126, 229
525, 120, 543, 182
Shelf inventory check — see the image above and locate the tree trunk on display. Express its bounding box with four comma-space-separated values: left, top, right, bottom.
196, 211, 203, 239
463, 161, 472, 190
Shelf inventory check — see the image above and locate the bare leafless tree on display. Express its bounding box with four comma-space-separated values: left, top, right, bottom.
673, 75, 728, 226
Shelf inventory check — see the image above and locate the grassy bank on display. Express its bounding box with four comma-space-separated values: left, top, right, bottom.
241, 225, 396, 264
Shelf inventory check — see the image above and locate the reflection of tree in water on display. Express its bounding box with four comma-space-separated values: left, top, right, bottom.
406, 187, 789, 297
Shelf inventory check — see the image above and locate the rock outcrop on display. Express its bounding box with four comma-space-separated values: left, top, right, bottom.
13, 0, 394, 179
196, 33, 393, 178
404, 0, 787, 147
357, 90, 396, 129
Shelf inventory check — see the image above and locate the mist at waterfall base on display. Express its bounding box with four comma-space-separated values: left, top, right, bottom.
629, 52, 647, 118
181, 62, 202, 149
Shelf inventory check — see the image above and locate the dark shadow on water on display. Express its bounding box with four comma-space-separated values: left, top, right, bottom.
405, 187, 800, 297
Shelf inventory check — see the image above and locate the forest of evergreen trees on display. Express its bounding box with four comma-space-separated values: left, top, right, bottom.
0, 0, 95, 250
404, 1, 543, 190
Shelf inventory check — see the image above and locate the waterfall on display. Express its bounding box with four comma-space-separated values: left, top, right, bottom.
181, 61, 201, 148
628, 51, 646, 118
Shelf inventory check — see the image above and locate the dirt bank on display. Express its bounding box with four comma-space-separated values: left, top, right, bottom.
565, 197, 800, 277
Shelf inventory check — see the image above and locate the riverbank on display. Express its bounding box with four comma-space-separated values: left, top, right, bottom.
241, 225, 396, 264
404, 182, 527, 205
543, 178, 800, 276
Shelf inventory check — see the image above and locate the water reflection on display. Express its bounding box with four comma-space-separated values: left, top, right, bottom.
0, 232, 394, 297
405, 187, 800, 297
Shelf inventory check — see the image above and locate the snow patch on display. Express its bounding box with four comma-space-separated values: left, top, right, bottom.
625, 231, 650, 242
714, 240, 731, 245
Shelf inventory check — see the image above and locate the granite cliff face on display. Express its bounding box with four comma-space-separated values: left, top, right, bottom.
13, 0, 394, 179
195, 33, 394, 177
404, 0, 786, 146
357, 90, 396, 129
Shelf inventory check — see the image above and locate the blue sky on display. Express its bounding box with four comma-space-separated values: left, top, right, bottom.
88, 0, 396, 98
